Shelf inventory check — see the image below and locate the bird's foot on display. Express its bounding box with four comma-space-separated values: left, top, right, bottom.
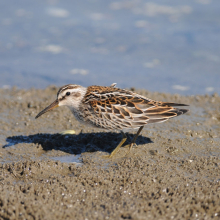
102, 154, 112, 159
124, 142, 136, 156
124, 143, 137, 148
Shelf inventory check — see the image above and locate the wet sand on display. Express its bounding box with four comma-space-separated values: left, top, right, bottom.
0, 86, 219, 219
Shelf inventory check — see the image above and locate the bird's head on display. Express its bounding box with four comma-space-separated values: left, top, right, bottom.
35, 84, 86, 119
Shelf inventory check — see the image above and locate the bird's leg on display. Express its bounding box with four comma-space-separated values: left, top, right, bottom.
125, 126, 144, 156
104, 131, 127, 158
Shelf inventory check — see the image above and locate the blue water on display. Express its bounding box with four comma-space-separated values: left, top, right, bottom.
0, 0, 219, 95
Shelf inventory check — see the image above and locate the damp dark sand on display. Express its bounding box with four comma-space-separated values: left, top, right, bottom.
0, 86, 220, 219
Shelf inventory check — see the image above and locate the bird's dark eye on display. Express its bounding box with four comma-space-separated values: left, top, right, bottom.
66, 92, 70, 96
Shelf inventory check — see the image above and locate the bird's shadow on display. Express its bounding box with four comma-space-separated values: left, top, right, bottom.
3, 132, 153, 155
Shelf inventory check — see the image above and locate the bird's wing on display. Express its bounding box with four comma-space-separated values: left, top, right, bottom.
83, 86, 188, 130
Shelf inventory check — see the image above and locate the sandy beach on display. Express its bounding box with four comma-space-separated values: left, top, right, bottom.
0, 86, 219, 219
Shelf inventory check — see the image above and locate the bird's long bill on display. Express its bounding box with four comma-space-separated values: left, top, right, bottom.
35, 99, 59, 119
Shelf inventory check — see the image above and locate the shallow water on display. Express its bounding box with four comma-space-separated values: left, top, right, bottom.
51, 154, 82, 165
0, 0, 220, 95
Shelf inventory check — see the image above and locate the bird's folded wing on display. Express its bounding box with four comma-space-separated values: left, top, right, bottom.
86, 91, 188, 129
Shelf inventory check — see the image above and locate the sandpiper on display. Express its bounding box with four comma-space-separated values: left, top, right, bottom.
36, 84, 189, 158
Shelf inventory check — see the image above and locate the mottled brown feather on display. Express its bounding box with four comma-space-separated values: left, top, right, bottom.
81, 85, 189, 130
